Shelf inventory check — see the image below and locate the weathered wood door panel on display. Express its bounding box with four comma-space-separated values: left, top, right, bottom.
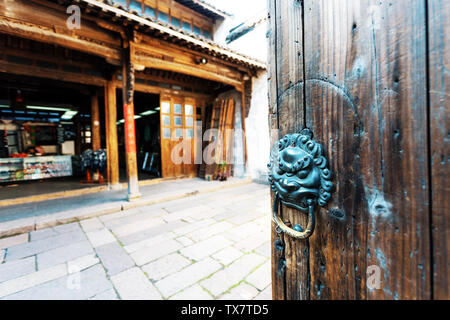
428, 0, 449, 300
268, 0, 448, 300
160, 96, 198, 178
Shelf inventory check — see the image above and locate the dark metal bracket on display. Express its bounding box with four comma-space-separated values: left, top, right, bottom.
268, 128, 334, 239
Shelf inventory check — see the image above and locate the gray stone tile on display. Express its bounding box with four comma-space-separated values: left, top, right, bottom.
0, 264, 67, 298
254, 242, 271, 258
67, 254, 100, 272
2, 264, 112, 300
200, 253, 266, 297
6, 230, 86, 261
171, 218, 216, 236
95, 242, 135, 276
253, 285, 272, 300
130, 239, 182, 266
89, 289, 118, 300
52, 222, 82, 234
245, 260, 271, 291
118, 220, 187, 246
111, 217, 165, 238
102, 208, 166, 229
85, 228, 116, 248
169, 284, 213, 300
79, 218, 104, 232
233, 231, 268, 253
0, 256, 36, 283
37, 241, 94, 270
0, 182, 271, 300
30, 228, 58, 242
179, 235, 232, 261
124, 233, 174, 254
142, 253, 192, 281
212, 247, 244, 266
175, 236, 194, 247
0, 233, 28, 249
111, 267, 161, 300
217, 283, 259, 300
155, 258, 221, 298
186, 221, 234, 242
227, 210, 264, 225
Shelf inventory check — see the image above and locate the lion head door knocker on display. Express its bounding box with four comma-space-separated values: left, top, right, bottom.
268, 128, 334, 239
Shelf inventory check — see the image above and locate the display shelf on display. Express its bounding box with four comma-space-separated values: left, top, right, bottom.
0, 156, 72, 183
0, 158, 24, 182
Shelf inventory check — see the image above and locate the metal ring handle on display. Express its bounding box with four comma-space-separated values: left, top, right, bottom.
272, 193, 316, 239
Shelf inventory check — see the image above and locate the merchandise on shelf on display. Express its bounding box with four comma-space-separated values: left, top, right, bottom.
0, 155, 72, 183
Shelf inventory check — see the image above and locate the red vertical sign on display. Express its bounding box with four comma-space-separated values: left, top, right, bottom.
123, 102, 136, 154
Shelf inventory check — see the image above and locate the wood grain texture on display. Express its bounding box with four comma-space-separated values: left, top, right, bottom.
268, 0, 309, 300
427, 0, 450, 300
0, 0, 121, 60
105, 80, 120, 186
91, 90, 101, 151
304, 0, 430, 299
268, 0, 442, 300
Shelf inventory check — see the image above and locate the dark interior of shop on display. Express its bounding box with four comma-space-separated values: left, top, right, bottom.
0, 73, 162, 200
116, 90, 161, 181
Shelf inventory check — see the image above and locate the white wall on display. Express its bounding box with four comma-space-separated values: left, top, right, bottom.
244, 70, 270, 183
224, 20, 268, 63
209, 1, 270, 183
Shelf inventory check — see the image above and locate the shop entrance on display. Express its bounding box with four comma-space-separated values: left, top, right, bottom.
0, 73, 105, 201
117, 91, 161, 182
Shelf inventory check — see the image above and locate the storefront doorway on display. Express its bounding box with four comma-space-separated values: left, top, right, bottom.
117, 91, 161, 182
0, 73, 105, 201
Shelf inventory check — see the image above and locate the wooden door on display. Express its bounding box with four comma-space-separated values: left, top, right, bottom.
183, 97, 197, 177
160, 96, 197, 178
268, 0, 448, 300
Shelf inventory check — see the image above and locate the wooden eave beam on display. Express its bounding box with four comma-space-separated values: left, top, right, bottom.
0, 18, 121, 62
0, 60, 106, 86
134, 54, 242, 89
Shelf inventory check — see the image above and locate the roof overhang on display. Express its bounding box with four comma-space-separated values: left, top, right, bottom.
78, 0, 266, 70
173, 0, 231, 20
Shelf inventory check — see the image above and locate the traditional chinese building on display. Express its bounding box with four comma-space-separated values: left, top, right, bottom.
0, 0, 266, 201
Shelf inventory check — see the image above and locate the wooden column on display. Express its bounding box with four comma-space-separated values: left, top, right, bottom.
122, 40, 141, 200
240, 85, 248, 168
91, 90, 101, 151
105, 80, 119, 187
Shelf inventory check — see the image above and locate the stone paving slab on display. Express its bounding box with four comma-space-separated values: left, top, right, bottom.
89, 289, 119, 300
4, 264, 112, 300
200, 253, 266, 297
0, 233, 28, 249
212, 247, 244, 266
218, 283, 260, 300
111, 267, 161, 300
5, 230, 87, 262
0, 264, 67, 298
0, 182, 272, 300
155, 257, 222, 298
170, 284, 213, 300
95, 242, 135, 277
246, 261, 272, 291
142, 253, 192, 281
0, 178, 252, 238
0, 256, 35, 283
37, 241, 94, 270
179, 235, 233, 261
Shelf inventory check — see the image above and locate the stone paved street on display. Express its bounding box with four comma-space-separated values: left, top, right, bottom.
0, 183, 272, 300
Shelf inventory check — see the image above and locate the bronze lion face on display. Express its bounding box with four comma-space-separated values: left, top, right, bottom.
268, 129, 334, 212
